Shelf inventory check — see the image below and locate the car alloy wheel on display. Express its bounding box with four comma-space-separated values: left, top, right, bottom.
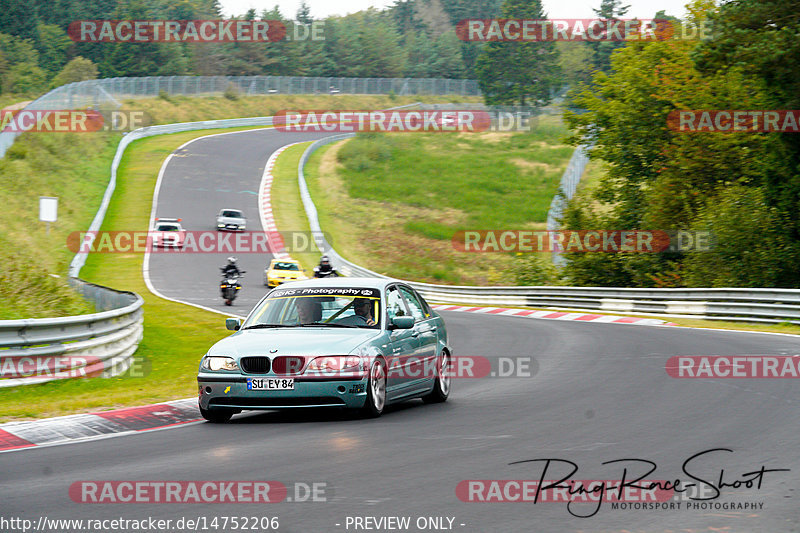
422, 351, 450, 404
361, 359, 386, 418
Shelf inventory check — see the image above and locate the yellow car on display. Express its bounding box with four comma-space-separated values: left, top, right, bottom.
264, 259, 308, 288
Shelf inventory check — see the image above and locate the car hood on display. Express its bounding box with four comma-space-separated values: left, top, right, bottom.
268, 270, 304, 278
208, 328, 383, 358
217, 216, 246, 224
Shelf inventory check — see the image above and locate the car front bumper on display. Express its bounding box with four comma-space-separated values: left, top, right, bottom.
217, 223, 245, 231
197, 373, 369, 410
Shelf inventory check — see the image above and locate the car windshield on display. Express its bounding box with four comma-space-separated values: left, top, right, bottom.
273, 262, 300, 271
156, 224, 180, 231
242, 287, 381, 329
221, 210, 243, 218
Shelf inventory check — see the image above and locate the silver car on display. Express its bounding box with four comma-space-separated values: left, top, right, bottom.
216, 208, 246, 231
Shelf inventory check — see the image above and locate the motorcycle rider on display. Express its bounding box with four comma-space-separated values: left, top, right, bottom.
314, 255, 338, 278
221, 256, 241, 278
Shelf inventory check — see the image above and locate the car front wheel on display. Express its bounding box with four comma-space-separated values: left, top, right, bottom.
360, 359, 386, 418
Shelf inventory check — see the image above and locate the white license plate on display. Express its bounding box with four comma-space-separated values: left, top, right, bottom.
247, 378, 294, 390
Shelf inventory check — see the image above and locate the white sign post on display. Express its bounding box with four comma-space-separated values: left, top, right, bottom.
39, 196, 58, 234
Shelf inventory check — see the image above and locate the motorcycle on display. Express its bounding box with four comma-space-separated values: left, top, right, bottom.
220, 269, 245, 306
313, 266, 339, 278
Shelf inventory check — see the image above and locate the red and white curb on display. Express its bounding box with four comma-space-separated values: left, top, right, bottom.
0, 399, 201, 453
258, 142, 305, 260
431, 305, 677, 326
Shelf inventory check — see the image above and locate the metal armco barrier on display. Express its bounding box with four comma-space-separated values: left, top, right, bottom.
0, 75, 480, 158
297, 138, 800, 325
2, 115, 275, 388
69, 116, 276, 277
0, 279, 143, 388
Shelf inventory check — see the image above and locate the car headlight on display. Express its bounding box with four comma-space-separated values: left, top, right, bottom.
307, 356, 363, 372
217, 223, 225, 227
201, 356, 239, 371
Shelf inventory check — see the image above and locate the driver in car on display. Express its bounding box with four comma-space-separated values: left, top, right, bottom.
336, 298, 376, 327
296, 298, 321, 324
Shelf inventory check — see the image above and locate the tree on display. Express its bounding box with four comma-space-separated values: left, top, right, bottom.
4, 62, 47, 93
561, 9, 800, 287
556, 41, 593, 88
390, 0, 426, 34
0, 33, 39, 65
474, 0, 560, 105
684, 187, 795, 287
692, 0, 800, 261
0, 0, 38, 40
586, 0, 629, 74
296, 1, 312, 24
50, 56, 98, 88
35, 24, 73, 75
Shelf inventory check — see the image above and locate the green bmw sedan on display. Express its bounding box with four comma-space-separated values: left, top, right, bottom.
197, 277, 451, 422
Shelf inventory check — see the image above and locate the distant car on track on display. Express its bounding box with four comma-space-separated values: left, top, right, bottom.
216, 208, 246, 231
151, 217, 185, 248
197, 277, 451, 422
264, 258, 308, 287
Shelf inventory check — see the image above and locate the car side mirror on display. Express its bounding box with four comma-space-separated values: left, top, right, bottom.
389, 316, 414, 330
226, 318, 241, 331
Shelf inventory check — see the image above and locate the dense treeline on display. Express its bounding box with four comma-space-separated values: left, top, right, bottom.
0, 0, 512, 95
558, 0, 800, 288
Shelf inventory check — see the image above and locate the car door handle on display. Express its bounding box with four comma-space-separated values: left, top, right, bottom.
411, 331, 420, 337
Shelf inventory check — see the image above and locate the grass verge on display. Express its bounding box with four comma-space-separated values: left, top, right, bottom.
269, 141, 320, 273
0, 127, 267, 422
0, 94, 469, 319
301, 115, 574, 285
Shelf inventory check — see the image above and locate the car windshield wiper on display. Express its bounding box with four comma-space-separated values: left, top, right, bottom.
240, 324, 294, 330
297, 322, 359, 328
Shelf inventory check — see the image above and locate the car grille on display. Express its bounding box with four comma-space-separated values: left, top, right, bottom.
272, 356, 305, 375
240, 356, 270, 374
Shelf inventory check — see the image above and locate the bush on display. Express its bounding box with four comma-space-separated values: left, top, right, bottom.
336, 133, 395, 172
223, 83, 240, 100
512, 253, 561, 285
49, 56, 98, 89
684, 186, 797, 287
4, 62, 47, 93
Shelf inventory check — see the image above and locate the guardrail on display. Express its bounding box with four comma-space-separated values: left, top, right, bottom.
0, 279, 143, 387
0, 75, 481, 158
5, 116, 276, 388
69, 116, 276, 277
296, 137, 800, 325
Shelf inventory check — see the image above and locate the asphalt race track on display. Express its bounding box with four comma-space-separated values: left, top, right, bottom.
2, 129, 799, 532
146, 128, 334, 316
